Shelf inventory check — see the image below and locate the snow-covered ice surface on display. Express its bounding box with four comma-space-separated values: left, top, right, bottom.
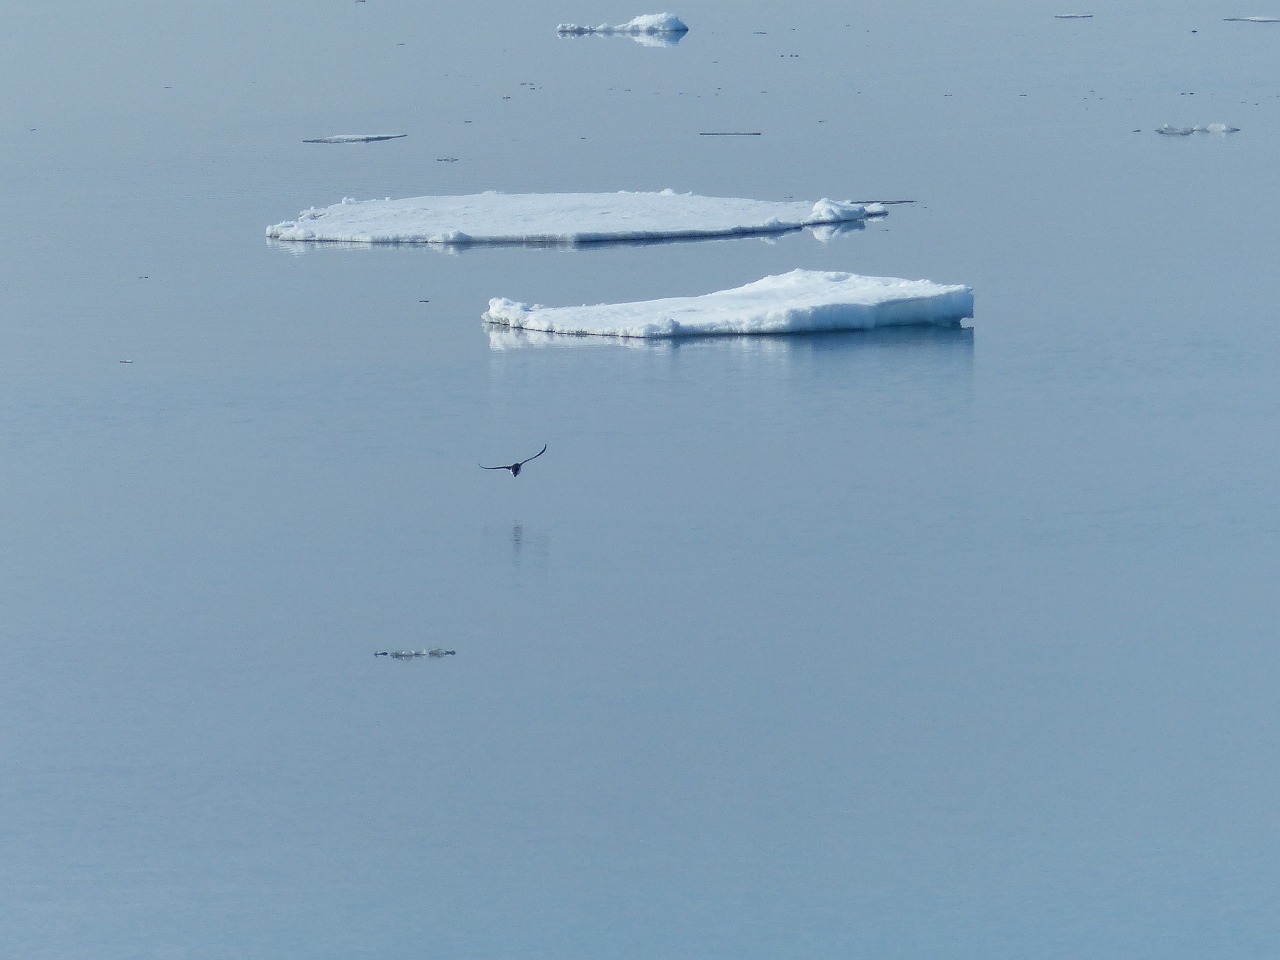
1155, 123, 1240, 135
301, 134, 407, 143
483, 269, 973, 339
266, 191, 879, 246
557, 13, 688, 34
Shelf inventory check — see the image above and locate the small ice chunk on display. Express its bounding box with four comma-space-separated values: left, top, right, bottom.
1054, 13, 1094, 18
483, 269, 973, 339
1223, 16, 1280, 22
1156, 123, 1239, 136
266, 190, 876, 245
557, 13, 689, 34
302, 134, 407, 143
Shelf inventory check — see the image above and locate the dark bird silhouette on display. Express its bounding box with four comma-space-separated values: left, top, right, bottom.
480, 443, 546, 477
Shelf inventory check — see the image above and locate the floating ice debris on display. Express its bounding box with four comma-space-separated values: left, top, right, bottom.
1054, 13, 1094, 18
266, 190, 879, 246
1155, 123, 1240, 135
483, 269, 973, 339
1223, 16, 1280, 21
375, 649, 454, 659
557, 13, 688, 35
303, 134, 407, 143
427, 648, 456, 658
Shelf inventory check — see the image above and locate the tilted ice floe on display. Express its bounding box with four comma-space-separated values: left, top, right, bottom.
1155, 123, 1240, 136
557, 13, 688, 35
483, 269, 973, 339
302, 134, 407, 143
266, 190, 880, 246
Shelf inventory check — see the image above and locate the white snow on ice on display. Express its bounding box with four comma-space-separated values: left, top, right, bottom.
483, 269, 973, 339
266, 191, 879, 245
557, 13, 688, 34
302, 134, 407, 143
1155, 123, 1240, 136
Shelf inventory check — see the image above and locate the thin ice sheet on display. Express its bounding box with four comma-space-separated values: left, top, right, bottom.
266, 191, 875, 245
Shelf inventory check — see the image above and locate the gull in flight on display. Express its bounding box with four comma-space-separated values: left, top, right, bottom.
480, 443, 546, 477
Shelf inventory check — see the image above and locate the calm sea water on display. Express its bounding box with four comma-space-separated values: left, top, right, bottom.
4, 2, 1280, 958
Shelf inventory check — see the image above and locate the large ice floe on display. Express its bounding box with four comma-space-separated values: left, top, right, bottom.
483, 269, 973, 339
557, 13, 688, 35
266, 191, 879, 246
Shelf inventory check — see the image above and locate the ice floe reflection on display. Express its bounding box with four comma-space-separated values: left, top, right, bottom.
488, 322, 974, 356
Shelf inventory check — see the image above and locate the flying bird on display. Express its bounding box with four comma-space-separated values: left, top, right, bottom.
480, 443, 546, 477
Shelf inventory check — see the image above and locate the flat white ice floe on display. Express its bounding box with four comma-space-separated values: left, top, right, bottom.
1155, 123, 1240, 136
557, 13, 688, 34
266, 190, 879, 245
302, 134, 407, 143
483, 269, 973, 339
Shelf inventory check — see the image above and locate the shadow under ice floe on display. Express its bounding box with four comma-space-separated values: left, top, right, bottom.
265, 190, 882, 246
483, 269, 973, 340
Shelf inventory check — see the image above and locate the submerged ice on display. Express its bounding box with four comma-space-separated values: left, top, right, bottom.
265, 191, 879, 245
483, 269, 973, 339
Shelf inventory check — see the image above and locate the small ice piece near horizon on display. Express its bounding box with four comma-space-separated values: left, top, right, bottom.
557, 13, 688, 35
265, 190, 880, 246
1054, 13, 1094, 18
302, 134, 407, 144
483, 269, 973, 339
1223, 16, 1280, 21
1155, 123, 1240, 136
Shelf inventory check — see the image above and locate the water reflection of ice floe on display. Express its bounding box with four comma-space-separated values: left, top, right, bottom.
488, 320, 975, 356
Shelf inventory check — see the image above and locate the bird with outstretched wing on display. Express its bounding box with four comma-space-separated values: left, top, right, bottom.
480, 443, 546, 477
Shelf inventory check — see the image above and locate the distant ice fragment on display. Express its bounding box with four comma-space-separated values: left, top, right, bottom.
557, 13, 688, 34
1156, 123, 1239, 135
1054, 13, 1094, 18
483, 269, 973, 339
266, 190, 877, 245
303, 134, 407, 143
1223, 16, 1280, 21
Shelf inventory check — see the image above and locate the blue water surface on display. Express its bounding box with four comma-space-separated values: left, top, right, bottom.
3, 1, 1280, 958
